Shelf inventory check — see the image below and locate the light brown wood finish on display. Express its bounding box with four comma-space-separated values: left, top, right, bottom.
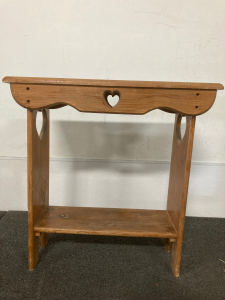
3, 76, 223, 276
3, 77, 223, 116
34, 206, 177, 238
27, 109, 50, 270
166, 114, 196, 277
41, 232, 49, 248
9, 83, 218, 116
164, 238, 171, 252
3, 76, 224, 90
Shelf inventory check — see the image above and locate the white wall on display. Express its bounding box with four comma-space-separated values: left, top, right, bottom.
0, 1, 225, 216
1, 158, 225, 217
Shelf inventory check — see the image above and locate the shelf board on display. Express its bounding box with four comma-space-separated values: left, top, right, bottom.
34, 206, 177, 238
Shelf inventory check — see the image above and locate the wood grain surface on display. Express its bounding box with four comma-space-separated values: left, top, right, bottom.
27, 109, 50, 270
34, 206, 178, 238
9, 83, 217, 115
166, 114, 196, 277
3, 76, 224, 90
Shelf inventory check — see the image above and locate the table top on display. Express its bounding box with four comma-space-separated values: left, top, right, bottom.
2, 76, 224, 115
3, 76, 224, 90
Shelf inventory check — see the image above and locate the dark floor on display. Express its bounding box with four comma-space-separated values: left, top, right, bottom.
0, 211, 225, 300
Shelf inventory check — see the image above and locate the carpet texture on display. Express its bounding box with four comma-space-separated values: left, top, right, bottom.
0, 211, 225, 300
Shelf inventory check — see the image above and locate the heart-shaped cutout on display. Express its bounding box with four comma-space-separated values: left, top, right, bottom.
176, 114, 186, 145
104, 90, 120, 107
36, 110, 47, 140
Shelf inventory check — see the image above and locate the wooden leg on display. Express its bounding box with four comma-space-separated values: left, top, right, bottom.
27, 109, 50, 270
164, 238, 171, 252
41, 233, 49, 248
167, 114, 196, 277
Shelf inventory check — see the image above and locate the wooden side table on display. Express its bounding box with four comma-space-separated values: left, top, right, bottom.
3, 76, 224, 277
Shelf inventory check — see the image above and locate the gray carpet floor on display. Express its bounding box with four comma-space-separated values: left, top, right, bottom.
0, 211, 225, 300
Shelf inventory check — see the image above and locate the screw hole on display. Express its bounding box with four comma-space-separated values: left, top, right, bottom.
195, 106, 198, 109
26, 87, 29, 90
27, 100, 30, 103
196, 93, 199, 96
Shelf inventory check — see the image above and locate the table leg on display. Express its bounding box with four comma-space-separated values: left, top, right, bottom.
41, 232, 49, 248
164, 238, 171, 252
166, 114, 196, 277
27, 109, 50, 270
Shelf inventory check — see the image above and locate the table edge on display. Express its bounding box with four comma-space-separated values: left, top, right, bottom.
2, 76, 224, 90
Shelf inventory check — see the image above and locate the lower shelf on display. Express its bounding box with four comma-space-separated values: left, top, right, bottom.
34, 206, 177, 238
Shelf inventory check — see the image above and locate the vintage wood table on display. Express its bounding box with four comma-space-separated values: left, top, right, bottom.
3, 76, 224, 277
